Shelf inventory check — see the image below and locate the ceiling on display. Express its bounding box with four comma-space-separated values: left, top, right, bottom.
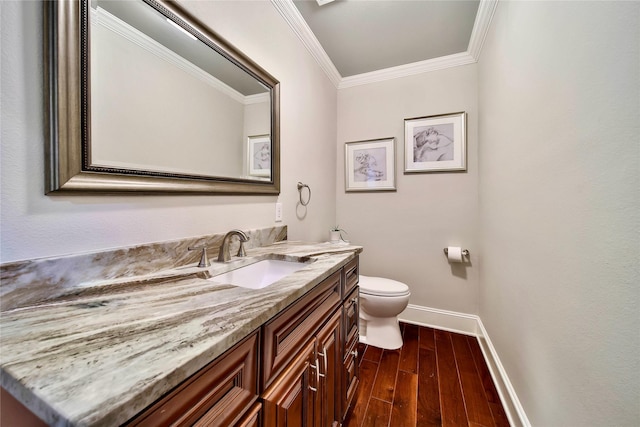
98, 0, 497, 91
293, 0, 479, 77
274, 0, 497, 88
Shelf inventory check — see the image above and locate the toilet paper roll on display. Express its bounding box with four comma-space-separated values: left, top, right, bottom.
447, 246, 464, 262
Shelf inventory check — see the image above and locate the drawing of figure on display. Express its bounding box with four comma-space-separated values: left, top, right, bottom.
354, 148, 386, 182
254, 142, 270, 169
413, 125, 454, 162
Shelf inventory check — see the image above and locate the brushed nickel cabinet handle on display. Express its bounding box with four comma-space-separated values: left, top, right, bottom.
316, 347, 328, 377
322, 347, 328, 375
309, 358, 321, 391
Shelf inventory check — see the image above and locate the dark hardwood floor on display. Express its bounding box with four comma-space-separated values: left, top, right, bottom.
344, 323, 510, 427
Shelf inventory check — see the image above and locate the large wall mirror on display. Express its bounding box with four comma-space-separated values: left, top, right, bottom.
45, 0, 280, 194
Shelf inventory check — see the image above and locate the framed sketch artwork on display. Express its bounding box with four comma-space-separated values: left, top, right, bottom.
345, 137, 396, 192
404, 112, 466, 173
247, 134, 271, 177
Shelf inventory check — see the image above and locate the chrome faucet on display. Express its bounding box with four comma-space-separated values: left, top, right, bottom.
217, 229, 250, 262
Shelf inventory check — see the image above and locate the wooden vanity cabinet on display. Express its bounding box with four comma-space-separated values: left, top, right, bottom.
262, 256, 360, 427
128, 255, 360, 427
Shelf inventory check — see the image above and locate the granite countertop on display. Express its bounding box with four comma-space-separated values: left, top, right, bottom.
0, 241, 362, 427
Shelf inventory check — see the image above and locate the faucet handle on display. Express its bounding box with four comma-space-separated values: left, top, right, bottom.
188, 245, 210, 268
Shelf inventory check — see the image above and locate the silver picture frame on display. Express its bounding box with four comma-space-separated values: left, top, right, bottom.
345, 137, 396, 192
404, 112, 467, 173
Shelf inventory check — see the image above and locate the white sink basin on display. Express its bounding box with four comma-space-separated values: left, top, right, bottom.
209, 259, 306, 289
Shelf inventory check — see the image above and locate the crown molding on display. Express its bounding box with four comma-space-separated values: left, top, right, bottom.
270, 0, 342, 87
338, 52, 476, 89
272, 0, 498, 89
468, 0, 499, 61
244, 93, 271, 105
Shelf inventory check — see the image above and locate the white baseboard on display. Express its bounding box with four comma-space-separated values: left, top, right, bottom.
399, 304, 481, 336
475, 318, 531, 427
399, 304, 531, 427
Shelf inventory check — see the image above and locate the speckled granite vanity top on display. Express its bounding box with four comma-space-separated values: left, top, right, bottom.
0, 235, 362, 426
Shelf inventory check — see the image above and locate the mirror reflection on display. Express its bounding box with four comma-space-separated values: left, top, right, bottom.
89, 0, 272, 180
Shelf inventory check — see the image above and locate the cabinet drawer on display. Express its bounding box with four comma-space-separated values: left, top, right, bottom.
342, 257, 359, 297
127, 330, 259, 427
343, 287, 359, 359
262, 270, 342, 389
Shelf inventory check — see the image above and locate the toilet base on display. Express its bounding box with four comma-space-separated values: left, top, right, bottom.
358, 317, 403, 350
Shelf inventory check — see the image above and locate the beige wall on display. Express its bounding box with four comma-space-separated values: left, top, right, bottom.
0, 0, 337, 263
337, 65, 479, 314
478, 1, 640, 425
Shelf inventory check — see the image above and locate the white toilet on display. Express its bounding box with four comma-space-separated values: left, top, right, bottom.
358, 275, 411, 350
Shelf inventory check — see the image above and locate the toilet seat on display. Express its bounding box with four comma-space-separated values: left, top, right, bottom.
359, 275, 410, 297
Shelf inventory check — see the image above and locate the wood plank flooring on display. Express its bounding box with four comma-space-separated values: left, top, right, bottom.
344, 323, 510, 427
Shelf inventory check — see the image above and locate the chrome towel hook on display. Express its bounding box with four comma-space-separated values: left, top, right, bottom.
297, 182, 311, 206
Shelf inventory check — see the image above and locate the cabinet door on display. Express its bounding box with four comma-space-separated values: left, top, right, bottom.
315, 309, 341, 427
262, 341, 316, 427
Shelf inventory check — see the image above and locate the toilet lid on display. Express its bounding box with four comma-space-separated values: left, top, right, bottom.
359, 275, 410, 297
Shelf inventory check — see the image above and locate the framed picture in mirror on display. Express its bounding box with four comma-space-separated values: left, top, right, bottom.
248, 135, 271, 177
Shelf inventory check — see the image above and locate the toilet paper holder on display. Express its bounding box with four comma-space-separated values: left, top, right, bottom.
443, 248, 470, 257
